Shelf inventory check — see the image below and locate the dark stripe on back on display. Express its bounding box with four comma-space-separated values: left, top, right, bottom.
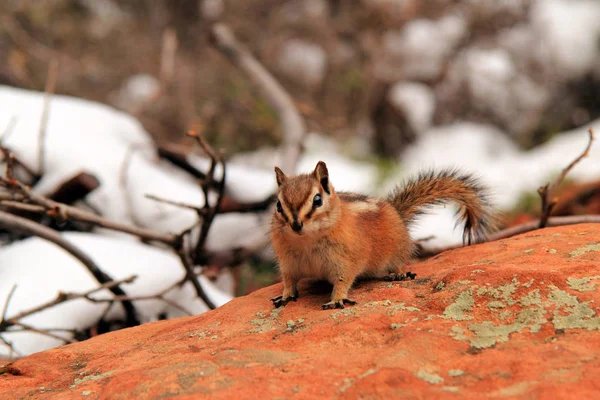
338, 192, 370, 202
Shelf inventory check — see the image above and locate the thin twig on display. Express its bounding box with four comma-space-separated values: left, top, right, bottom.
12, 322, 76, 344
184, 130, 227, 264
0, 275, 136, 329
119, 145, 152, 228
0, 336, 21, 359
91, 295, 193, 317
157, 144, 210, 181
145, 194, 204, 215
38, 59, 59, 176
0, 285, 17, 325
0, 210, 139, 326
177, 232, 217, 309
86, 275, 193, 316
538, 128, 595, 228
210, 23, 305, 173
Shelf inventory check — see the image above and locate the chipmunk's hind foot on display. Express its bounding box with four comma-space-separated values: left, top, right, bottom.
322, 298, 357, 310
383, 271, 417, 281
270, 294, 298, 308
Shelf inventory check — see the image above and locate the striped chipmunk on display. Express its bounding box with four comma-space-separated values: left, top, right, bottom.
270, 161, 497, 310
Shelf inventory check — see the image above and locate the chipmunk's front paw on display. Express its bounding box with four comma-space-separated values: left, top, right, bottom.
383, 271, 417, 282
270, 294, 298, 308
322, 298, 357, 310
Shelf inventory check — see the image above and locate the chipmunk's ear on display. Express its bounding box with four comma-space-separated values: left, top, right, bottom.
313, 161, 330, 194
274, 166, 287, 187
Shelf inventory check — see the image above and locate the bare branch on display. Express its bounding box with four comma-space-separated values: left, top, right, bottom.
0, 200, 45, 213
0, 180, 178, 245
0, 210, 139, 326
38, 59, 59, 176
210, 23, 305, 173
538, 128, 595, 228
184, 130, 227, 264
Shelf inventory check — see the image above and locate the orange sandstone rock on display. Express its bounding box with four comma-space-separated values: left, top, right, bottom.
2, 224, 600, 399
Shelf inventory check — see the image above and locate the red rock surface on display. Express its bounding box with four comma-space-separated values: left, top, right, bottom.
2, 224, 600, 399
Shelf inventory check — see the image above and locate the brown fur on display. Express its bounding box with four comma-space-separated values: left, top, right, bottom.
271, 162, 496, 309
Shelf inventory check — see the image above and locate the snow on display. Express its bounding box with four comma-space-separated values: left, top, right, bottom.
111, 74, 160, 110
0, 232, 232, 357
277, 39, 328, 88
531, 0, 600, 79
387, 82, 436, 134
383, 14, 467, 80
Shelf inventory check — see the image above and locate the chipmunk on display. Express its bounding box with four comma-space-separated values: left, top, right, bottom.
270, 161, 496, 310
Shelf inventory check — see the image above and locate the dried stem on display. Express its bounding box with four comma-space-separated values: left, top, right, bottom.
210, 23, 305, 173
160, 27, 178, 86
38, 59, 59, 176
538, 128, 595, 228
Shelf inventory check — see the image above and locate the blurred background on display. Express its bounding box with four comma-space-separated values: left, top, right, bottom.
2, 0, 599, 152
1, 0, 600, 358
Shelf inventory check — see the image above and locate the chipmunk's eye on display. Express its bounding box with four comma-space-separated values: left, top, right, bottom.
313, 194, 322, 208
276, 200, 283, 214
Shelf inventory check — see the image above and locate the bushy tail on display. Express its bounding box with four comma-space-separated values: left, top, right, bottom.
386, 169, 497, 245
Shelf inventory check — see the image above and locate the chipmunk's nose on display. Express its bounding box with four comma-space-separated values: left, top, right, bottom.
291, 221, 303, 233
